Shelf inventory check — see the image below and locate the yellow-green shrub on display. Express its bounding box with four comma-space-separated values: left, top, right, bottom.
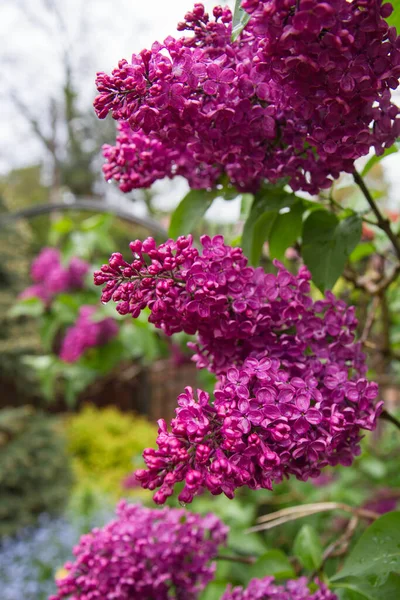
64, 405, 156, 498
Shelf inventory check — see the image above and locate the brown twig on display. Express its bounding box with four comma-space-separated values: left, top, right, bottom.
343, 263, 400, 295
353, 169, 400, 261
360, 296, 380, 344
322, 516, 359, 562
380, 409, 400, 431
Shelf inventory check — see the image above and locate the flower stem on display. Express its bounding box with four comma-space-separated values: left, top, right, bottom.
353, 169, 400, 261
246, 502, 379, 534
380, 409, 400, 431
217, 553, 256, 565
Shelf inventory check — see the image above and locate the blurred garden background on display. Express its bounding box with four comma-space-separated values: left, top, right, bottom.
1, 1, 400, 599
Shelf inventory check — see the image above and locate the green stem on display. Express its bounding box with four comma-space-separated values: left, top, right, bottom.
217, 554, 256, 565
380, 409, 400, 431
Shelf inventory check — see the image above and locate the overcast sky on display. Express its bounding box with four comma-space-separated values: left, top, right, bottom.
0, 0, 399, 215
0, 0, 216, 173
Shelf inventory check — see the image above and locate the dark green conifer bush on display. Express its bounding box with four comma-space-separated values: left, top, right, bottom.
0, 406, 73, 537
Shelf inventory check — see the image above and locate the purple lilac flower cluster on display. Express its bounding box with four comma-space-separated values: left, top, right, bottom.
221, 576, 337, 600
20, 248, 89, 306
50, 501, 228, 600
59, 305, 118, 363
94, 1, 400, 194
95, 235, 383, 503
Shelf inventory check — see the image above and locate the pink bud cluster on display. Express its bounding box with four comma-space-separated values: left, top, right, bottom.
20, 248, 89, 305
95, 235, 383, 503
94, 1, 400, 194
50, 501, 228, 600
59, 305, 118, 363
222, 576, 337, 600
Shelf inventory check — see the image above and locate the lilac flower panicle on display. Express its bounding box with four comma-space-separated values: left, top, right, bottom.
221, 576, 338, 600
50, 501, 228, 600
59, 305, 118, 363
94, 1, 400, 194
31, 248, 61, 283
20, 248, 90, 305
95, 235, 383, 504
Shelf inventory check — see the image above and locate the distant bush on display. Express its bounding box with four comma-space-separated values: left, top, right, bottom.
64, 404, 157, 497
0, 407, 73, 537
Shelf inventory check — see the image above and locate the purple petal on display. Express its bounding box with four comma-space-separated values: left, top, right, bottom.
296, 394, 310, 413
263, 405, 281, 420
293, 416, 310, 435
306, 408, 322, 425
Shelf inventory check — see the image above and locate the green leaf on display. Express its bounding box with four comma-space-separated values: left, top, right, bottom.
80, 213, 113, 231
302, 211, 362, 291
63, 365, 98, 407
119, 321, 161, 363
232, 0, 251, 41
241, 186, 296, 265
386, 0, 400, 33
331, 512, 400, 581
248, 550, 295, 580
199, 582, 228, 600
293, 525, 323, 571
52, 294, 80, 324
240, 193, 254, 219
49, 216, 74, 244
23, 355, 60, 401
248, 210, 278, 266
349, 242, 376, 263
268, 201, 304, 262
168, 189, 216, 238
40, 316, 62, 352
362, 144, 399, 176
359, 456, 387, 480
9, 296, 45, 318
333, 573, 400, 600
228, 529, 269, 557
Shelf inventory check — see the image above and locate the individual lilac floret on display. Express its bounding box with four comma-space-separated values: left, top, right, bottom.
59, 305, 118, 363
94, 2, 400, 194
50, 501, 228, 600
20, 248, 90, 305
221, 576, 337, 600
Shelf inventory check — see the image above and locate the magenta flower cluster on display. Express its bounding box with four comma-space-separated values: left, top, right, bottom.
94, 235, 383, 504
59, 305, 118, 363
221, 576, 337, 600
20, 247, 89, 305
50, 501, 228, 600
94, 1, 400, 194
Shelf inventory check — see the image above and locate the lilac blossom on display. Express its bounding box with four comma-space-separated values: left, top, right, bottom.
221, 576, 337, 600
96, 236, 383, 503
94, 2, 400, 194
20, 248, 90, 305
59, 305, 118, 363
50, 501, 228, 600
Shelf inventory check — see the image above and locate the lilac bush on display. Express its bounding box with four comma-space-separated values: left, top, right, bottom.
59, 305, 118, 363
95, 234, 382, 503
46, 1, 400, 598
94, 1, 399, 194
51, 501, 228, 600
20, 248, 89, 305
221, 576, 337, 600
